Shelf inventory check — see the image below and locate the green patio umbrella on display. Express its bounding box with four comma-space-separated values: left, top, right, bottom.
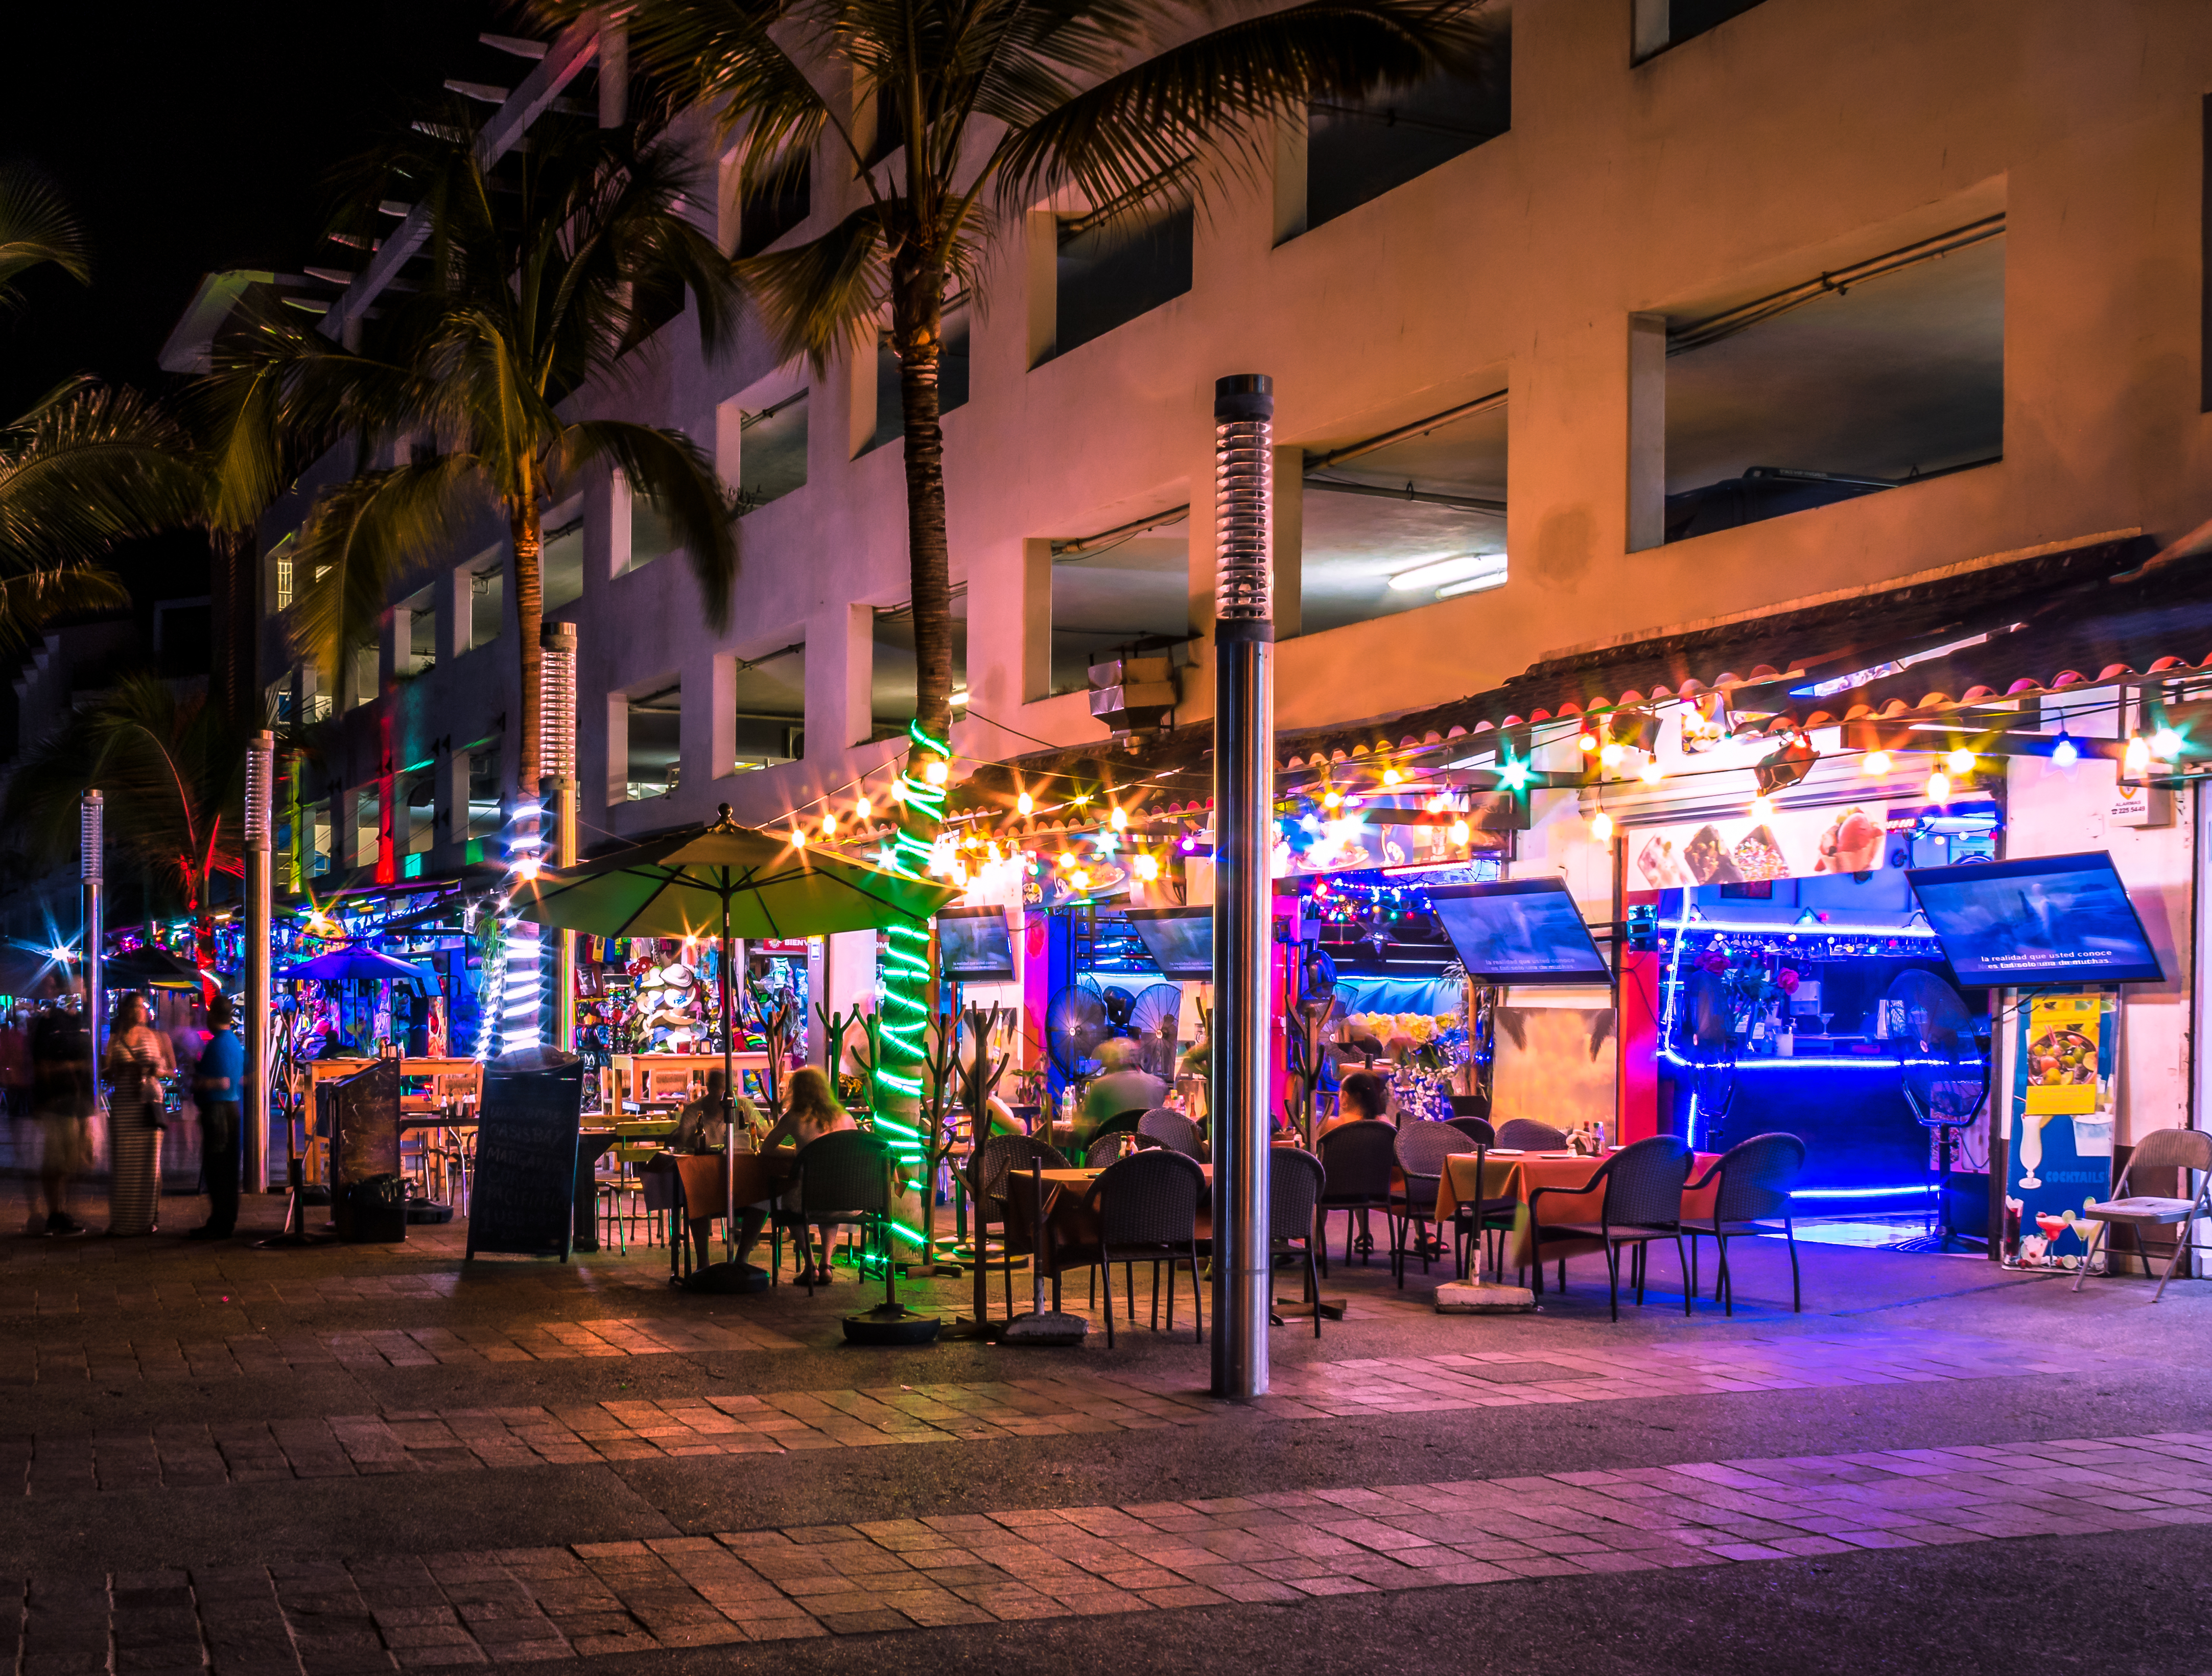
512, 803, 959, 1261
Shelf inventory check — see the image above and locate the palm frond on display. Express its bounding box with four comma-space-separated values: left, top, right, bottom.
0, 565, 129, 653
0, 383, 205, 572
288, 455, 485, 683
563, 420, 738, 628
0, 166, 88, 301
989, 0, 1497, 210
736, 203, 890, 370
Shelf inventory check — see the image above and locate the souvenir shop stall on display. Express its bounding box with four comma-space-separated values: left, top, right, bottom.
571, 933, 808, 1114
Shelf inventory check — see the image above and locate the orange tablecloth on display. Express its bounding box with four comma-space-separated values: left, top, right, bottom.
673, 1151, 797, 1221
1435, 1151, 1723, 1276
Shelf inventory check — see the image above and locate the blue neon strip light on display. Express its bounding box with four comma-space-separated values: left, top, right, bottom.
1790, 1184, 1939, 1200
1658, 1050, 1970, 1072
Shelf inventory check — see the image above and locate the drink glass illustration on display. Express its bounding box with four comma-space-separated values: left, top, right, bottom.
2018, 1112, 2049, 1189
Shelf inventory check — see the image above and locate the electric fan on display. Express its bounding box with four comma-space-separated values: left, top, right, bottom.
1886, 968, 1989, 1253
1044, 985, 1111, 1081
1128, 983, 1184, 1078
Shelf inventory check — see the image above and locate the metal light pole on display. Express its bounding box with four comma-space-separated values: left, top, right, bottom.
541, 621, 579, 1049
243, 732, 274, 1194
1210, 374, 1276, 1402
80, 792, 104, 1066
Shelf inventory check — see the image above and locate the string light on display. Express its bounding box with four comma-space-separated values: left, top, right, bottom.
2152, 727, 2183, 758
1576, 729, 1598, 754
1589, 807, 1614, 843
1133, 853, 1160, 881
2052, 733, 2080, 769
1067, 868, 1090, 891
1448, 818, 1470, 846
790, 828, 807, 849
1496, 758, 1533, 792
1862, 750, 1891, 775
1639, 758, 1664, 784
923, 758, 950, 786
2123, 734, 2150, 777
1749, 794, 1776, 821
1945, 748, 1974, 776
1322, 788, 1343, 809
854, 797, 871, 821
820, 812, 837, 837
1016, 792, 1032, 816
1599, 741, 1625, 769
1110, 806, 1128, 831
1382, 767, 1403, 786
1926, 771, 1951, 803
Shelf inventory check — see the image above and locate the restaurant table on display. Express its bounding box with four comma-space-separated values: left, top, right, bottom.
669, 1150, 801, 1272
1434, 1149, 1722, 1281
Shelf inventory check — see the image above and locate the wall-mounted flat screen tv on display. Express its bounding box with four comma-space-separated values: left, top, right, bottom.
1427, 878, 1612, 983
937, 906, 1015, 981
1907, 851, 2166, 985
1125, 908, 1214, 979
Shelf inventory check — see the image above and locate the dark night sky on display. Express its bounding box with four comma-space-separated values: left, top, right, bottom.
3, 2, 508, 413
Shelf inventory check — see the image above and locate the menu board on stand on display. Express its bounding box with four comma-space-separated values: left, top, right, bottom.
2000, 991, 2117, 1273
466, 1048, 586, 1262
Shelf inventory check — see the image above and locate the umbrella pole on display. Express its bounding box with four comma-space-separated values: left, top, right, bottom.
722, 886, 736, 1265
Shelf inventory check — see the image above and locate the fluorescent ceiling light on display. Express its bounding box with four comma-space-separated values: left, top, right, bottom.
1434, 569, 1509, 600
1387, 552, 1504, 592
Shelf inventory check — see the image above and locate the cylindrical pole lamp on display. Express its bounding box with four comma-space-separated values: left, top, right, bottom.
1210, 374, 1276, 1402
540, 620, 579, 1051
243, 732, 274, 1194
80, 792, 104, 1072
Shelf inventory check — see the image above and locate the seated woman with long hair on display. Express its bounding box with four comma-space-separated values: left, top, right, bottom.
728, 1066, 857, 1283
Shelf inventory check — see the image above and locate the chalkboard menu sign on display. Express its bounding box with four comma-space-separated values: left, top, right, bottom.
325, 1058, 403, 1243
467, 1045, 585, 1261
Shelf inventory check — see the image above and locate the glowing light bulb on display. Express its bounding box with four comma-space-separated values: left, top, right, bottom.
790, 828, 807, 848
1639, 758, 1664, 784
2124, 735, 2151, 776
1862, 750, 1892, 775
1448, 819, 1470, 846
2052, 735, 2079, 769
1382, 767, 1403, 786
1589, 808, 1614, 843
1497, 759, 1533, 792
1749, 794, 1776, 821
854, 797, 871, 822
1577, 731, 1598, 754
1055, 852, 1073, 869
1598, 741, 1626, 770
1068, 868, 1090, 891
1323, 789, 1343, 809
1110, 806, 1127, 831
1016, 792, 1033, 816
1945, 748, 1974, 776
924, 758, 950, 786
821, 812, 837, 837
1926, 772, 1950, 803
513, 856, 540, 881
2152, 727, 2183, 758
1133, 853, 1160, 881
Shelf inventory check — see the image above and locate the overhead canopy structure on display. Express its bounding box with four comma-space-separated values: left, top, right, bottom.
514, 805, 960, 1254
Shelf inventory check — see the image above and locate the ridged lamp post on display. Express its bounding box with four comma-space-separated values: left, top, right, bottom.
244, 733, 274, 1194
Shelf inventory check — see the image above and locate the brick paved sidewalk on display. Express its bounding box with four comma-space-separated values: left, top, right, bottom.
9, 1430, 2209, 1669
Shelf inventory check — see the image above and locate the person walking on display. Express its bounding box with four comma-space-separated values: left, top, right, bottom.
189, 996, 245, 1240
29, 999, 95, 1237
103, 993, 172, 1237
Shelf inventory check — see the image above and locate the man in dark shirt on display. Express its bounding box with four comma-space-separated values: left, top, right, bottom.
191, 996, 246, 1239
29, 1002, 95, 1237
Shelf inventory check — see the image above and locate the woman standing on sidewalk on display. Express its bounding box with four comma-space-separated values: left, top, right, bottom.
104, 993, 171, 1236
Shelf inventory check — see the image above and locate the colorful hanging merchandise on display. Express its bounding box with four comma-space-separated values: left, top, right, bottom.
631, 958, 705, 1052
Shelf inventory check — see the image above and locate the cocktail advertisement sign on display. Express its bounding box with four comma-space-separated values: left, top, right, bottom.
2000, 990, 2116, 1272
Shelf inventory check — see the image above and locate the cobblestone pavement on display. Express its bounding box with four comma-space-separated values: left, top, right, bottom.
3, 1189, 2209, 1675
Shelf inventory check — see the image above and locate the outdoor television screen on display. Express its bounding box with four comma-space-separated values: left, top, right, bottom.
937, 906, 1015, 981
1907, 852, 2166, 985
1427, 879, 1612, 983
1126, 908, 1214, 978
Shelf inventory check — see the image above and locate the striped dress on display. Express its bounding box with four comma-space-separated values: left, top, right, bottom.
104, 1028, 165, 1237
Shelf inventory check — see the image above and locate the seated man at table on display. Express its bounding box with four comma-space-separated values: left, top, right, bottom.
673, 1070, 760, 1152
1076, 1037, 1167, 1151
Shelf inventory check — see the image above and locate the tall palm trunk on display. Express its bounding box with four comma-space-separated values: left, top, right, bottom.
892, 250, 952, 755
511, 459, 545, 808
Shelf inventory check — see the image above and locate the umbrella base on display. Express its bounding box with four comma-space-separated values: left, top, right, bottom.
842, 1303, 942, 1346
681, 1262, 770, 1295
998, 1310, 1089, 1346
1434, 1281, 1537, 1313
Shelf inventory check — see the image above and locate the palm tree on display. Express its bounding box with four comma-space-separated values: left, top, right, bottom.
0, 168, 202, 647
3, 673, 259, 929
200, 104, 747, 805
571, 0, 1497, 766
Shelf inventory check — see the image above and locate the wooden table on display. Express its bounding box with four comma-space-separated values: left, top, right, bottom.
1434, 1150, 1722, 1280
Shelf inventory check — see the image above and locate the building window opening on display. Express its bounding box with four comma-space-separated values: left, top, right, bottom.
466, 748, 502, 841
1047, 530, 1188, 697
1299, 397, 1507, 636
309, 805, 333, 878
625, 683, 683, 801
731, 645, 807, 772
543, 516, 586, 608
1635, 0, 1768, 62
1052, 202, 1192, 360
405, 774, 437, 857
734, 392, 808, 513
398, 585, 436, 674
467, 554, 504, 649
1663, 222, 2004, 543
345, 636, 378, 711
867, 300, 971, 454
734, 158, 811, 260
1304, 13, 1511, 231
353, 787, 381, 871
872, 598, 968, 737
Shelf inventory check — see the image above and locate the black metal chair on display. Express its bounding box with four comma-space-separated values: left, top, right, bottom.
1448, 1115, 1496, 1147
1681, 1132, 1806, 1314
1525, 1134, 1692, 1321
1495, 1118, 1570, 1150
1137, 1108, 1208, 1161
1449, 1093, 1492, 1122
1389, 1120, 1468, 1288
1079, 1150, 1208, 1347
1316, 1119, 1396, 1273
967, 1133, 1069, 1321
785, 1129, 894, 1296
1268, 1147, 1327, 1339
